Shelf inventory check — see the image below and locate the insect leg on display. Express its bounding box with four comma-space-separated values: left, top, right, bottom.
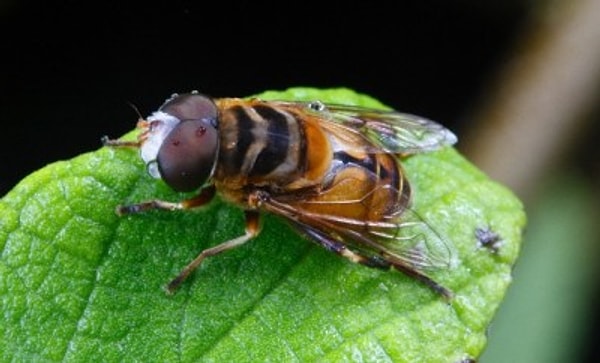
382, 253, 454, 300
101, 135, 141, 148
293, 221, 453, 300
101, 118, 149, 148
165, 210, 261, 294
297, 222, 392, 269
116, 185, 216, 215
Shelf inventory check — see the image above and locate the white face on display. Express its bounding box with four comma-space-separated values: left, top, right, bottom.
140, 111, 181, 179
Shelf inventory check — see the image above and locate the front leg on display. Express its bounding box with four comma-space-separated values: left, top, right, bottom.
116, 185, 216, 215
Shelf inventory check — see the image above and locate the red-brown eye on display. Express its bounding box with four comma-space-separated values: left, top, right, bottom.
157, 119, 218, 192
159, 93, 218, 124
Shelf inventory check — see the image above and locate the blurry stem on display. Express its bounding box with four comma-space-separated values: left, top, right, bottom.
461, 0, 600, 200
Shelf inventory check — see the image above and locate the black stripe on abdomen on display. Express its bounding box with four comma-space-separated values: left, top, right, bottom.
333, 151, 375, 172
249, 105, 290, 176
231, 105, 255, 170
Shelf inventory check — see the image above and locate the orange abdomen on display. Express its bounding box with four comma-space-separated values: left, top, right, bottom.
288, 152, 409, 223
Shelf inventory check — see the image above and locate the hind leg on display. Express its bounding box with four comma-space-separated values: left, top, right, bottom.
295, 222, 453, 300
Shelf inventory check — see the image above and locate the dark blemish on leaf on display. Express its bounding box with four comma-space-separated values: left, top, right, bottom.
457, 358, 477, 363
475, 226, 502, 254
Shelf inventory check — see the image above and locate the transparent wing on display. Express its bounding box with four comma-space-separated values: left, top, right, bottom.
273, 101, 458, 154
366, 208, 455, 271
263, 188, 455, 273
320, 102, 457, 154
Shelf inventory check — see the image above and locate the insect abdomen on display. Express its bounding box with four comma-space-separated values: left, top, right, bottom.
294, 150, 409, 222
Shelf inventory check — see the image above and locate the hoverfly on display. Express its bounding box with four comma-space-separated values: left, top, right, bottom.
103, 91, 458, 298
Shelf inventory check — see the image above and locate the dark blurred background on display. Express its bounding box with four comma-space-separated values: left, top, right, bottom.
0, 1, 528, 195
2, 1, 599, 361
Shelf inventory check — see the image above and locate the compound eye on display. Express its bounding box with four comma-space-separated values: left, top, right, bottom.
159, 93, 218, 125
157, 119, 218, 192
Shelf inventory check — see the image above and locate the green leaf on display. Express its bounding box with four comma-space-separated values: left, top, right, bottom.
0, 87, 525, 362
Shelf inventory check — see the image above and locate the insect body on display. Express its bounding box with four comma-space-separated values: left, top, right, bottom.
103, 92, 458, 298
